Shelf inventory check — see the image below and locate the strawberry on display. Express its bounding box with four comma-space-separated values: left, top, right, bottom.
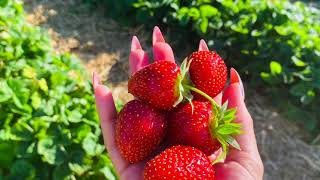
167, 100, 241, 162
167, 100, 219, 155
115, 100, 166, 163
189, 51, 227, 99
128, 61, 183, 110
144, 145, 215, 180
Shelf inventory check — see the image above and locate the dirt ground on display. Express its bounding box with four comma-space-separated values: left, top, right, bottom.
23, 0, 320, 179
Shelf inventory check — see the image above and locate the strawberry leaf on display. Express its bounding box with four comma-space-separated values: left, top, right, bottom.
222, 135, 241, 150
212, 134, 228, 164
223, 108, 237, 122
216, 123, 241, 135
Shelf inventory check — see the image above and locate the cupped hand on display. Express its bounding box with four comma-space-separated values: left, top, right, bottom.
93, 27, 264, 180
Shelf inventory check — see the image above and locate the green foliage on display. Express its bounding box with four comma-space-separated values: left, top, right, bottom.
0, 1, 117, 179
96, 0, 320, 134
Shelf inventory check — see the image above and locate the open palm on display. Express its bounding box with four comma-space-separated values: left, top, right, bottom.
93, 27, 263, 180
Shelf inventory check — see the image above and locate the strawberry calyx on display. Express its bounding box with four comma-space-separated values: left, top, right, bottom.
210, 100, 242, 164
173, 58, 193, 107
183, 80, 242, 164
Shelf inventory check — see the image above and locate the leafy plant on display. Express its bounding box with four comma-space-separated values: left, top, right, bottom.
0, 0, 117, 179
95, 0, 320, 135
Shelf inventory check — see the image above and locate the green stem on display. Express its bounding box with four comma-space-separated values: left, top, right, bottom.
184, 85, 219, 109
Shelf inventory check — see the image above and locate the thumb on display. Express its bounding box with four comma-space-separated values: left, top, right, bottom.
222, 68, 260, 159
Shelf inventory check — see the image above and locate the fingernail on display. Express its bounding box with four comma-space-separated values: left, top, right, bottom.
198, 39, 209, 51
130, 36, 149, 74
131, 36, 142, 51
153, 26, 165, 45
230, 68, 245, 100
153, 43, 175, 62
92, 72, 100, 89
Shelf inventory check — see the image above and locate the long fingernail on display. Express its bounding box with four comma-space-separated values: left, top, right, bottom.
230, 68, 245, 100
131, 36, 142, 51
130, 36, 149, 74
153, 26, 165, 45
153, 43, 175, 62
198, 39, 209, 51
92, 72, 100, 89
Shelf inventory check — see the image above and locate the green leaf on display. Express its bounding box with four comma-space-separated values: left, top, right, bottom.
274, 25, 292, 36
10, 160, 36, 179
22, 66, 36, 79
199, 18, 208, 33
37, 138, 67, 165
10, 121, 33, 141
53, 164, 72, 180
31, 92, 41, 109
0, 142, 15, 167
200, 5, 218, 18
217, 123, 241, 135
38, 78, 48, 92
270, 61, 282, 75
68, 162, 90, 176
100, 167, 116, 180
67, 109, 82, 123
223, 135, 241, 150
188, 7, 200, 19
50, 72, 67, 86
291, 56, 306, 67
223, 108, 237, 122
260, 72, 273, 84
15, 141, 35, 158
0, 81, 13, 102
82, 133, 105, 156
0, 0, 9, 7
74, 124, 92, 143
68, 150, 91, 175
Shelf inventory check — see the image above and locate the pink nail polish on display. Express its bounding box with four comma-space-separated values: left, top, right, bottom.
153, 26, 165, 45
131, 36, 142, 51
198, 39, 209, 51
230, 68, 245, 99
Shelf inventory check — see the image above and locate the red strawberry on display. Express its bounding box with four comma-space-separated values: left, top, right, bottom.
189, 51, 227, 99
144, 145, 215, 180
167, 100, 219, 155
167, 100, 241, 161
128, 61, 181, 110
115, 100, 166, 163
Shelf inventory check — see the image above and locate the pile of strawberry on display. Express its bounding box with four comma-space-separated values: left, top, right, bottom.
115, 29, 242, 179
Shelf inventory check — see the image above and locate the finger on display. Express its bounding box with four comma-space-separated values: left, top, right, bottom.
222, 68, 260, 159
93, 73, 129, 173
214, 161, 255, 180
152, 26, 175, 62
198, 39, 209, 51
129, 36, 149, 75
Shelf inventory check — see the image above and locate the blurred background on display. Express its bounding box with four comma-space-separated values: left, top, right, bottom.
0, 0, 319, 179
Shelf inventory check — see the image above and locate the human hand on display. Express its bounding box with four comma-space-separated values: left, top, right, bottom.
93, 27, 263, 180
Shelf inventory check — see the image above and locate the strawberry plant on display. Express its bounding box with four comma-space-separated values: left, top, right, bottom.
96, 0, 320, 135
0, 1, 116, 179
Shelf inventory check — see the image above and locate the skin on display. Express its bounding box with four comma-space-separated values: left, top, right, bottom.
93, 26, 264, 180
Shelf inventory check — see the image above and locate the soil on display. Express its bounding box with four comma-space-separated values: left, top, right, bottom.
23, 0, 320, 179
